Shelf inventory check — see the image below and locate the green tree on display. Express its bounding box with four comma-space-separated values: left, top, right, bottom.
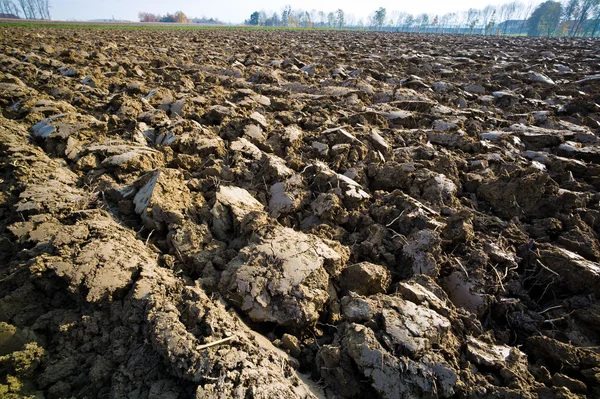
528, 0, 563, 36
336, 9, 345, 28
247, 11, 259, 25
374, 7, 386, 30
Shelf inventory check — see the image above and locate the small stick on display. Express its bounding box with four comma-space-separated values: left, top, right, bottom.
197, 336, 236, 351
536, 259, 560, 276
491, 263, 505, 292
456, 259, 469, 278
386, 209, 406, 227
543, 317, 566, 324
387, 228, 408, 244
539, 305, 563, 315
402, 193, 439, 215
145, 229, 154, 246
0, 270, 20, 283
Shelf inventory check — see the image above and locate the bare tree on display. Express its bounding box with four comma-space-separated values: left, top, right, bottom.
393, 11, 408, 30
12, 0, 49, 19
34, 0, 50, 19
466, 8, 480, 34
481, 5, 497, 34
405, 14, 415, 32
258, 10, 267, 26
286, 9, 300, 27
448, 12, 460, 33
304, 11, 313, 28
438, 13, 453, 33
561, 0, 580, 35
572, 0, 599, 35
327, 11, 334, 28
233, 2, 598, 36
309, 9, 317, 27
0, 0, 20, 17
317, 10, 325, 26
281, 5, 291, 27
415, 13, 429, 32
518, 1, 536, 34
499, 2, 519, 34
346, 13, 357, 27
16, 0, 31, 18
590, 5, 600, 35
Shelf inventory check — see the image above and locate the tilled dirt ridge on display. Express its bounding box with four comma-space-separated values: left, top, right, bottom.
0, 28, 600, 398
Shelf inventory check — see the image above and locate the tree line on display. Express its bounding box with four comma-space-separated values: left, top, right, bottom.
0, 0, 50, 19
138, 11, 188, 24
528, 0, 600, 36
138, 11, 223, 25
245, 0, 600, 37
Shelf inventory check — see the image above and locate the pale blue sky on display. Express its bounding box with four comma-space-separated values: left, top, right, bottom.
50, 0, 542, 23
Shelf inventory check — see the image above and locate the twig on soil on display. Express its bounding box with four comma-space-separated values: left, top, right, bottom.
535, 259, 559, 276
0, 269, 20, 283
310, 330, 321, 349
387, 228, 408, 245
538, 305, 563, 315
538, 278, 556, 303
456, 259, 469, 278
386, 210, 406, 227
491, 263, 505, 292
145, 229, 154, 246
402, 194, 439, 216
503, 264, 518, 279
317, 322, 338, 330
543, 314, 572, 325
197, 335, 236, 350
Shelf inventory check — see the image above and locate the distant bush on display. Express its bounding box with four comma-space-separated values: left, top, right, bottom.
138, 11, 187, 24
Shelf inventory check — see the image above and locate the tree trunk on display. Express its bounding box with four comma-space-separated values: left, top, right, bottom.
591, 15, 600, 37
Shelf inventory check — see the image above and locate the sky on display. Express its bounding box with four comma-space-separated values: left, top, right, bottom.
50, 0, 543, 23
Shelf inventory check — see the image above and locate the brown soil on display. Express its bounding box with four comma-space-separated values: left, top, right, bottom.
1, 27, 600, 398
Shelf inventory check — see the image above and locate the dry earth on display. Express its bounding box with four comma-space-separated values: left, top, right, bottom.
0, 27, 600, 398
